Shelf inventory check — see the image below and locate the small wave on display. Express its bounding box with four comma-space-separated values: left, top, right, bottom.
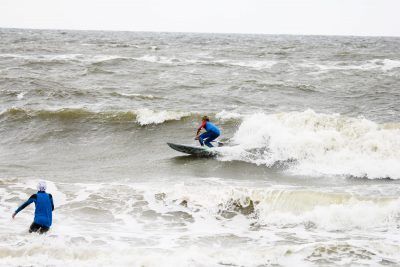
0, 53, 85, 62
200, 59, 277, 70
0, 107, 241, 125
131, 55, 278, 70
85, 66, 115, 75
134, 55, 182, 65
135, 108, 191, 125
0, 107, 192, 125
301, 59, 400, 72
215, 110, 243, 121
1, 52, 279, 70
16, 92, 26, 100
295, 84, 317, 92
376, 59, 400, 71
88, 55, 131, 65
0, 89, 28, 99
215, 59, 277, 70
219, 109, 400, 179
0, 53, 132, 65
110, 92, 162, 100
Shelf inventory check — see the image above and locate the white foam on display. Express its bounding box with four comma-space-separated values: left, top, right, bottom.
135, 108, 190, 125
220, 110, 400, 179
378, 59, 400, 71
215, 110, 243, 121
2, 179, 400, 266
134, 55, 180, 65
217, 59, 277, 70
17, 92, 26, 100
0, 53, 84, 61
0, 53, 128, 64
302, 59, 400, 72
114, 92, 157, 100
132, 56, 278, 70
89, 55, 127, 63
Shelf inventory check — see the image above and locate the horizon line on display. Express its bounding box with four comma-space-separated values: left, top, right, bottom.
1, 26, 399, 39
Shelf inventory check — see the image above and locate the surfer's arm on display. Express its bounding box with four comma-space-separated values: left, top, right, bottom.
13, 194, 37, 217
196, 121, 206, 136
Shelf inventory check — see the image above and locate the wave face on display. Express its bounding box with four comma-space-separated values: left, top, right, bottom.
0, 107, 192, 125
219, 110, 400, 179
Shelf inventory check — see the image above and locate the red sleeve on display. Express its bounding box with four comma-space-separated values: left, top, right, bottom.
198, 121, 206, 131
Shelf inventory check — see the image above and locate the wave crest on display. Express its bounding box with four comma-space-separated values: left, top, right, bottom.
0, 107, 192, 125
135, 108, 191, 125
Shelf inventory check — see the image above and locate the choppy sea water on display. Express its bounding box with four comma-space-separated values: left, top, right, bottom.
0, 28, 400, 266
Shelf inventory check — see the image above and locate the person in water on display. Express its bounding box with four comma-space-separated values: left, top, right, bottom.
12, 181, 54, 234
195, 115, 221, 147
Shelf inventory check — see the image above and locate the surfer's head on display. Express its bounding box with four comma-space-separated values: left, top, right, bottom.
202, 115, 210, 122
37, 181, 47, 192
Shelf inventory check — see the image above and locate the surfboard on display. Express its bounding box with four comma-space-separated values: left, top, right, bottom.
167, 142, 217, 156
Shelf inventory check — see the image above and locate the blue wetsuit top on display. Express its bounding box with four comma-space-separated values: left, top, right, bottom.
206, 122, 221, 135
15, 191, 54, 228
199, 121, 221, 135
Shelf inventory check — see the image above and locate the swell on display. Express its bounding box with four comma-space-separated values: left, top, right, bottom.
3, 52, 399, 75
0, 107, 242, 125
0, 107, 199, 125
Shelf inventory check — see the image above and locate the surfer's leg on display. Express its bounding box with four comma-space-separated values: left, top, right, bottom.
38, 226, 49, 234
29, 222, 49, 234
204, 132, 219, 147
199, 132, 211, 146
29, 222, 41, 233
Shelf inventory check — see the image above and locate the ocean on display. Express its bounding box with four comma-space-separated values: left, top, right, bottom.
0, 28, 400, 266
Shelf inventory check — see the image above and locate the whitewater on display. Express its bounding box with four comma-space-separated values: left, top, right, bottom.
1, 28, 400, 266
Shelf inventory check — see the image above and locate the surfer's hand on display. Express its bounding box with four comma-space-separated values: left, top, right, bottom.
195, 135, 199, 140
12, 212, 16, 219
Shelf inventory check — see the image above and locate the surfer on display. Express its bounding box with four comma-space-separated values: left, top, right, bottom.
12, 181, 54, 234
195, 116, 221, 147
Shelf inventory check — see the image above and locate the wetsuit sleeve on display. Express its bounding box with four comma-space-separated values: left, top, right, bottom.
197, 121, 206, 133
49, 194, 54, 211
15, 194, 37, 214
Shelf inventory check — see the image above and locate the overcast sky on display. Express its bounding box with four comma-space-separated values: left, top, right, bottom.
0, 0, 399, 36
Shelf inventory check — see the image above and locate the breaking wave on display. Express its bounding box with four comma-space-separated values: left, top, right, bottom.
219, 109, 400, 179
135, 108, 191, 125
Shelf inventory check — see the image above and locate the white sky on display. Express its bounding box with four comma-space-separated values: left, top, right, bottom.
0, 0, 399, 36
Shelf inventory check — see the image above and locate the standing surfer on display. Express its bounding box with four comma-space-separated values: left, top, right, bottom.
12, 181, 54, 234
195, 116, 221, 147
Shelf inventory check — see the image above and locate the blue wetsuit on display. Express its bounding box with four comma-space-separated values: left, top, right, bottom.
198, 121, 221, 147
15, 191, 54, 232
